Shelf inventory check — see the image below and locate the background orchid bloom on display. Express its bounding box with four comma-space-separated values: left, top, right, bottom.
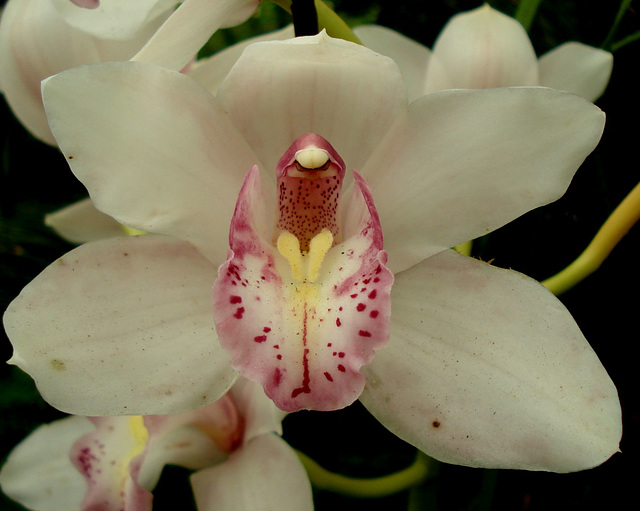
0, 0, 260, 145
355, 4, 613, 101
3, 32, 621, 471
0, 378, 313, 511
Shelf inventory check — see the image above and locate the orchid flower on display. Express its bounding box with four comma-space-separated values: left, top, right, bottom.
0, 378, 313, 511
355, 4, 613, 101
0, 0, 260, 144
4, 32, 621, 471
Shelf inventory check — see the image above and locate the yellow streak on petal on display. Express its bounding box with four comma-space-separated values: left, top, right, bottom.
120, 416, 149, 484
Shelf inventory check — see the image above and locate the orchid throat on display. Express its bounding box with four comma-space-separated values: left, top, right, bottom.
212, 133, 394, 413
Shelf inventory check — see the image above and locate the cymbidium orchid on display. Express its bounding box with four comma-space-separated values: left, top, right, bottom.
4, 32, 621, 471
355, 4, 613, 101
0, 0, 259, 144
0, 379, 313, 511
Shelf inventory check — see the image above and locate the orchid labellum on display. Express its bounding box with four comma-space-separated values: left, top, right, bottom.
213, 133, 393, 412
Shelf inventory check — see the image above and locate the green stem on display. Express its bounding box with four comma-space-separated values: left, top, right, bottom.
270, 0, 361, 43
296, 450, 434, 498
542, 181, 640, 295
611, 29, 640, 52
602, 0, 633, 50
513, 0, 543, 32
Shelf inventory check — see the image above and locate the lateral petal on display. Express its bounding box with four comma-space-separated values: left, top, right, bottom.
364, 87, 605, 273
42, 61, 257, 264
360, 250, 621, 472
4, 235, 237, 416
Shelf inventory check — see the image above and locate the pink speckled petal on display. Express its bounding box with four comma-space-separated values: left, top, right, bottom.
71, 416, 153, 511
191, 435, 313, 511
212, 163, 392, 412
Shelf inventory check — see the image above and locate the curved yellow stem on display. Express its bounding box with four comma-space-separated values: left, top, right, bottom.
542, 181, 640, 295
296, 450, 434, 498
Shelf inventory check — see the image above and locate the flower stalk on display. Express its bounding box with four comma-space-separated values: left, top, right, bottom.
296, 450, 434, 497
543, 181, 640, 295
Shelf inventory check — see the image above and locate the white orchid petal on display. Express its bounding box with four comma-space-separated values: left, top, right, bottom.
4, 235, 237, 416
365, 86, 605, 273
354, 24, 432, 101
191, 435, 313, 511
425, 5, 538, 92
217, 31, 408, 173
42, 61, 257, 264
45, 198, 125, 243
188, 25, 295, 95
0, 0, 162, 144
360, 250, 621, 472
131, 0, 260, 71
539, 42, 613, 101
230, 378, 286, 441
50, 0, 175, 40
0, 417, 93, 511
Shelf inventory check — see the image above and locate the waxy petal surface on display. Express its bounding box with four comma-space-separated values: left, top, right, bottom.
191, 435, 313, 511
4, 235, 237, 416
45, 197, 126, 243
217, 32, 408, 175
51, 0, 174, 39
212, 166, 393, 412
0, 417, 93, 511
360, 250, 621, 472
539, 42, 613, 102
364, 86, 605, 273
132, 0, 259, 71
42, 61, 258, 264
0, 0, 164, 144
354, 24, 432, 102
424, 5, 538, 92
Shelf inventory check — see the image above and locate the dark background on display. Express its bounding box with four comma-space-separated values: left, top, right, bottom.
1, 1, 638, 509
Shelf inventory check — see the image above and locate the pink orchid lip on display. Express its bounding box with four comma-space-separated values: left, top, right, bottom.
212, 133, 393, 413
